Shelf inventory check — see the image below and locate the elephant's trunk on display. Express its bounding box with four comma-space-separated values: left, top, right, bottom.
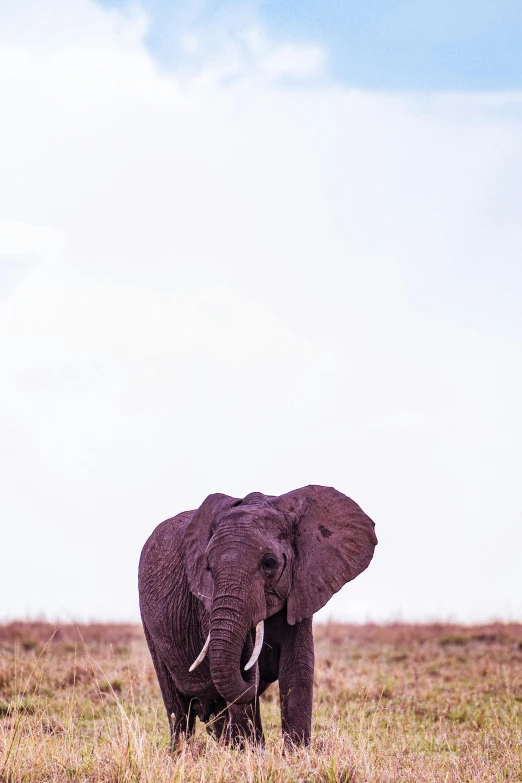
209, 575, 259, 705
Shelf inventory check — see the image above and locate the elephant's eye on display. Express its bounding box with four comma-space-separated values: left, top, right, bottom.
261, 553, 278, 572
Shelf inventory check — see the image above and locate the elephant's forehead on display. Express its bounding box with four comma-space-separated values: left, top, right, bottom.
213, 505, 287, 533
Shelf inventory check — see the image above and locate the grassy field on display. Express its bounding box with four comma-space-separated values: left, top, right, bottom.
0, 621, 521, 782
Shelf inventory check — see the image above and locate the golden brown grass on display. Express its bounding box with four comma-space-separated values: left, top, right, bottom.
0, 621, 521, 782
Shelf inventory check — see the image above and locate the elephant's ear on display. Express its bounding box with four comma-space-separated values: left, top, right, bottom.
183, 493, 239, 612
272, 485, 377, 625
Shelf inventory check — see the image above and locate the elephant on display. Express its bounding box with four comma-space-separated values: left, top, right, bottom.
138, 484, 377, 748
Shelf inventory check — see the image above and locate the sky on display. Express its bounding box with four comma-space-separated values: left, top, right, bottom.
1, 0, 521, 624
95, 0, 522, 90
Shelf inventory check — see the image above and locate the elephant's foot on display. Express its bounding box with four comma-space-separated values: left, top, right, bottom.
281, 729, 311, 752
169, 710, 197, 752
205, 707, 228, 741
224, 702, 265, 748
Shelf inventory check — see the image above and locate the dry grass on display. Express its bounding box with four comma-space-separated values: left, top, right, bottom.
0, 621, 521, 781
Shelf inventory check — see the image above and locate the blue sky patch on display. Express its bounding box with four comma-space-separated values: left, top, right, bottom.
97, 0, 522, 90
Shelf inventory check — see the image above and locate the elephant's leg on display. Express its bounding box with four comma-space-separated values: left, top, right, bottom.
251, 695, 264, 745
143, 627, 195, 747
205, 698, 228, 741
226, 699, 264, 747
278, 617, 314, 747
170, 692, 196, 747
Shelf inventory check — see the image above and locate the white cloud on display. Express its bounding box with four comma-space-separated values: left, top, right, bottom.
173, 22, 326, 86
0, 221, 65, 257
0, 0, 521, 622
370, 410, 455, 432
260, 44, 326, 78
0, 0, 148, 51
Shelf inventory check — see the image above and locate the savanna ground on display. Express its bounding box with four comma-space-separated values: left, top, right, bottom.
0, 622, 521, 782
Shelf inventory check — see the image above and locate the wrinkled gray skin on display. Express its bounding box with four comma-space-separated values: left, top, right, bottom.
139, 485, 377, 748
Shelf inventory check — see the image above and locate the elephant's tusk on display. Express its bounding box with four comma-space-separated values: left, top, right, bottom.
244, 620, 264, 671
188, 632, 211, 672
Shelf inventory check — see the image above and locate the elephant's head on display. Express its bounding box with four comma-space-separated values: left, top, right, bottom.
183, 485, 377, 704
